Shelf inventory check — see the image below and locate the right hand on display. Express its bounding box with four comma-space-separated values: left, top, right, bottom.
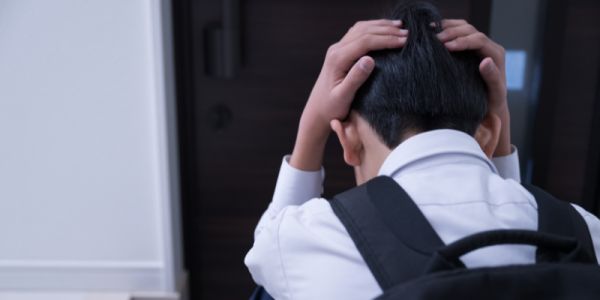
290, 19, 408, 171
303, 19, 408, 131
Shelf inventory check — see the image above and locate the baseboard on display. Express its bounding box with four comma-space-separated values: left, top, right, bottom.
0, 292, 130, 300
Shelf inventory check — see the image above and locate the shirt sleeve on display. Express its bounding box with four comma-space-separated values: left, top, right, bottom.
245, 155, 325, 299
491, 145, 521, 183
252, 155, 324, 236
245, 206, 294, 300
267, 155, 324, 214
245, 199, 382, 300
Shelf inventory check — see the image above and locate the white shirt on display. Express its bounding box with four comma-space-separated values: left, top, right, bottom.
245, 129, 600, 300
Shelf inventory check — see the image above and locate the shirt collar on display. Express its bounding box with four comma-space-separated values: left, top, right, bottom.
377, 129, 499, 177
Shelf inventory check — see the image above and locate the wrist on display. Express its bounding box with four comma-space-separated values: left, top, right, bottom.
290, 113, 331, 171
298, 106, 331, 141
290, 133, 328, 171
494, 139, 512, 157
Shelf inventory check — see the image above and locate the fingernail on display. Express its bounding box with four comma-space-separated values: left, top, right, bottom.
400, 29, 409, 35
360, 58, 374, 72
392, 20, 402, 26
482, 59, 494, 73
445, 41, 456, 48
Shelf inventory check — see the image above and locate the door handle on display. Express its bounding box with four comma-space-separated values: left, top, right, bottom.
204, 0, 242, 79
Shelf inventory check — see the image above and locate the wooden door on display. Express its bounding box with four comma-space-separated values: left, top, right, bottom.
533, 0, 600, 214
172, 1, 487, 298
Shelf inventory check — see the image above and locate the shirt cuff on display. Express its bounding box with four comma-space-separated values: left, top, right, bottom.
268, 155, 325, 214
491, 145, 521, 183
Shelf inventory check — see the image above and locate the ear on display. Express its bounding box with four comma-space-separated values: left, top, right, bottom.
331, 119, 363, 167
474, 113, 502, 158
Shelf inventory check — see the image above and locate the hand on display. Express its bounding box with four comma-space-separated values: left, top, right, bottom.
290, 20, 408, 171
437, 20, 512, 157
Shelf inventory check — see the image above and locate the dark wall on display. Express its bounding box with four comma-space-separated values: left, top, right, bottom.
533, 0, 600, 214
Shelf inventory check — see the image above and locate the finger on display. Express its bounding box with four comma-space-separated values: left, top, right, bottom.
445, 32, 492, 52
344, 34, 407, 57
440, 19, 468, 29
329, 35, 407, 70
446, 33, 504, 68
479, 57, 505, 100
346, 19, 403, 36
437, 23, 478, 42
336, 56, 375, 100
351, 19, 403, 29
342, 21, 404, 43
341, 26, 408, 45
363, 26, 409, 37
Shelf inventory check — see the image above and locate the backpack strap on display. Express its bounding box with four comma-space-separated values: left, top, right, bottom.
331, 178, 598, 291
330, 176, 447, 290
523, 184, 598, 263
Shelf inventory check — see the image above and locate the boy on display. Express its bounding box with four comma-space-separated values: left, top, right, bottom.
246, 2, 600, 299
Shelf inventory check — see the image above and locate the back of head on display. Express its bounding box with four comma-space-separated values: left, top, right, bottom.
352, 0, 487, 148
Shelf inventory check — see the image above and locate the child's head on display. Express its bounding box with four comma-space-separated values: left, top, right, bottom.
331, 1, 499, 184
352, 0, 488, 148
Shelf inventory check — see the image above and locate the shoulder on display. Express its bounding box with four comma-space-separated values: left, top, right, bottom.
276, 197, 353, 250
246, 196, 350, 268
246, 197, 377, 299
273, 198, 382, 298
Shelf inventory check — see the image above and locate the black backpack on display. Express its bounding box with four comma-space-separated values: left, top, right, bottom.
330, 176, 600, 299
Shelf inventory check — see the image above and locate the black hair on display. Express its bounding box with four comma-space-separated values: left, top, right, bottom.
352, 0, 487, 148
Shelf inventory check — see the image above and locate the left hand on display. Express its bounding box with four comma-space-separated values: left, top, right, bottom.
437, 20, 511, 157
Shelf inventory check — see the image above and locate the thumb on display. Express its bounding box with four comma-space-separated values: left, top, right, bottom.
337, 56, 375, 99
479, 57, 504, 94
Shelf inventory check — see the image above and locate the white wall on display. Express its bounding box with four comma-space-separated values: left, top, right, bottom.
0, 0, 182, 296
